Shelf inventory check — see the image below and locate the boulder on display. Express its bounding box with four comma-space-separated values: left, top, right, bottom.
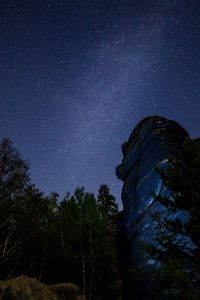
0, 275, 84, 300
49, 283, 84, 300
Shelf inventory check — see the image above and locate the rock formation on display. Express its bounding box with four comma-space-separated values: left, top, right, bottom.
0, 275, 85, 300
116, 116, 189, 299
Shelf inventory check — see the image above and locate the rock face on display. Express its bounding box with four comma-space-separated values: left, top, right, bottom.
116, 116, 189, 298
0, 275, 85, 300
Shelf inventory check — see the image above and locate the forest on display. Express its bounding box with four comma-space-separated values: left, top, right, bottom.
0, 138, 119, 300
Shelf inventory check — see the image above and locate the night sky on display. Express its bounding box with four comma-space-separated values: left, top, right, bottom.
0, 0, 200, 205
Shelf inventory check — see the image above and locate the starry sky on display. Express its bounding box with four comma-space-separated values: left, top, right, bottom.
0, 0, 200, 205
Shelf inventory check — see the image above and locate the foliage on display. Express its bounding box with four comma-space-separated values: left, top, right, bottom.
56, 187, 118, 299
0, 138, 119, 300
145, 138, 200, 299
97, 184, 118, 217
0, 138, 30, 201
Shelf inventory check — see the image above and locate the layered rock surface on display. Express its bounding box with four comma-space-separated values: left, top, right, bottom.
116, 116, 189, 268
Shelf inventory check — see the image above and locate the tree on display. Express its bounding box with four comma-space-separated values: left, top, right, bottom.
144, 138, 200, 299
0, 138, 30, 202
0, 137, 119, 300
57, 187, 118, 300
0, 138, 55, 280
0, 138, 30, 273
97, 184, 118, 217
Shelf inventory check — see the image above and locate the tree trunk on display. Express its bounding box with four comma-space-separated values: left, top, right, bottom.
39, 237, 48, 282
82, 249, 86, 298
89, 224, 95, 300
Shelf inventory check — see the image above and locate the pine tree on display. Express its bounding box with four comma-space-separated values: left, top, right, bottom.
97, 184, 118, 217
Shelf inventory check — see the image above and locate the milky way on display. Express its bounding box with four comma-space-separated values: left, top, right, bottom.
0, 0, 200, 206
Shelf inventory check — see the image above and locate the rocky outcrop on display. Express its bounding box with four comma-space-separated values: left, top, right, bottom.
116, 116, 190, 298
0, 275, 85, 300
50, 283, 85, 300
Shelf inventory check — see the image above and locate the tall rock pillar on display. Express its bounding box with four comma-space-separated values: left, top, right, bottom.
116, 116, 189, 299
